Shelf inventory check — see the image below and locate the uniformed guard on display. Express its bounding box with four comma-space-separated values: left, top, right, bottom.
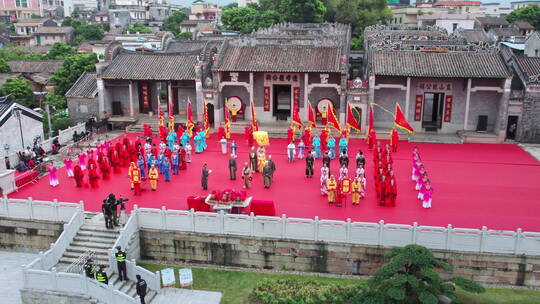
96, 265, 108, 284
83, 258, 95, 279
136, 274, 148, 304
115, 246, 127, 281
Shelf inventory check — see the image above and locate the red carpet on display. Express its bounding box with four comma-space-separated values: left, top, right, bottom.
9, 132, 540, 232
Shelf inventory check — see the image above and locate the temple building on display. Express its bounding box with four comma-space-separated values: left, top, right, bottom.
82, 23, 533, 142
364, 25, 512, 142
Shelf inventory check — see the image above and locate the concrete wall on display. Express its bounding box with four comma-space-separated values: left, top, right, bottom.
21, 289, 97, 304
0, 217, 62, 252
67, 97, 99, 124
140, 229, 540, 287
0, 112, 44, 158
525, 34, 540, 57
517, 89, 540, 142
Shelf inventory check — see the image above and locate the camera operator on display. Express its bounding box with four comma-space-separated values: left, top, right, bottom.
102, 194, 114, 229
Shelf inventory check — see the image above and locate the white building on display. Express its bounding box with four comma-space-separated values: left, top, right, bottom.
238, 0, 258, 7
417, 13, 477, 33
510, 0, 540, 10
481, 2, 502, 16
0, 95, 43, 158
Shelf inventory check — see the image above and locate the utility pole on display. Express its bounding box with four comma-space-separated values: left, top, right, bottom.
45, 104, 53, 139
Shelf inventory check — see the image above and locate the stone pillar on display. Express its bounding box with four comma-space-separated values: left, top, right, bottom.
463, 78, 472, 130
368, 75, 375, 104
97, 78, 106, 120
195, 80, 204, 121
495, 78, 512, 142
249, 72, 254, 103
339, 92, 346, 124
405, 77, 411, 119
168, 81, 173, 116
128, 81, 134, 117
303, 73, 309, 120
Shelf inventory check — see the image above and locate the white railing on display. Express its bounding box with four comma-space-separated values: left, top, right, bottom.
136, 206, 540, 256
22, 268, 136, 304
109, 211, 161, 292
0, 197, 82, 222
26, 204, 85, 271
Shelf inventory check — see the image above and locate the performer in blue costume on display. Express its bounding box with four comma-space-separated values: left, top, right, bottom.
194, 133, 202, 153
198, 131, 207, 151
171, 154, 179, 175
145, 153, 153, 174
312, 136, 322, 158
158, 153, 166, 173
339, 137, 348, 155
137, 155, 146, 179
328, 137, 336, 159
166, 131, 177, 151
162, 158, 172, 182
180, 133, 190, 147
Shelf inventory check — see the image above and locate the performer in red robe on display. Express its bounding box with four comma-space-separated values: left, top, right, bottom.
177, 124, 184, 138
246, 126, 254, 147
87, 157, 97, 172
303, 127, 312, 149
159, 125, 167, 141
73, 165, 84, 188
195, 124, 201, 133
122, 136, 130, 148
385, 178, 396, 206
164, 147, 172, 161
180, 148, 187, 170
367, 128, 376, 150
287, 126, 294, 143
88, 164, 99, 188
321, 129, 328, 151
377, 174, 387, 206
143, 124, 153, 138
128, 143, 138, 163
218, 126, 225, 141
390, 128, 399, 152
100, 157, 111, 180
111, 151, 121, 174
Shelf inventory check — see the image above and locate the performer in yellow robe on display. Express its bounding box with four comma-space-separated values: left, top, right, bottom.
148, 165, 159, 191
257, 146, 266, 173
326, 175, 338, 204
351, 177, 362, 205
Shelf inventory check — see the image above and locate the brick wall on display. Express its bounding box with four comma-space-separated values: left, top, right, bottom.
517, 91, 540, 143
0, 217, 63, 252
140, 229, 540, 287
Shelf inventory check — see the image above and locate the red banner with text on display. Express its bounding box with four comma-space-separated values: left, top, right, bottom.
142, 83, 149, 109
263, 87, 270, 112
414, 95, 423, 121
444, 95, 453, 122
293, 87, 300, 110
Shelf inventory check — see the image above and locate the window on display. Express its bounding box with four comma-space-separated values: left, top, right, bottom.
452, 23, 458, 32
15, 0, 28, 7
399, 17, 402, 23
535, 49, 539, 57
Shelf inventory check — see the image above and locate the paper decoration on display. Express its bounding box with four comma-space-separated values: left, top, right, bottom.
179, 268, 193, 286
161, 268, 176, 287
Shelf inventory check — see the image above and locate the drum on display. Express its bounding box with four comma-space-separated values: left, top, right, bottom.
253, 131, 269, 146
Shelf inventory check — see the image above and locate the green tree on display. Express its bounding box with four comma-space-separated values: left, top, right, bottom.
163, 10, 187, 34
102, 23, 110, 32
176, 31, 192, 39
47, 42, 76, 59
0, 78, 35, 107
31, 13, 41, 18
350, 36, 363, 50
43, 93, 67, 111
124, 22, 152, 34
221, 7, 259, 33
359, 245, 485, 304
279, 0, 326, 23
506, 5, 540, 30
256, 10, 282, 29
61, 18, 83, 29
52, 53, 98, 96
0, 58, 11, 72
335, 0, 392, 36
76, 24, 105, 41
221, 2, 238, 9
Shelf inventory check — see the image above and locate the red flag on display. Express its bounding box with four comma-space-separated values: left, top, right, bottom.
224, 104, 231, 139
292, 101, 302, 129
186, 100, 195, 137
368, 103, 374, 133
307, 102, 316, 129
203, 99, 210, 138
394, 103, 414, 133
326, 104, 341, 132
346, 104, 361, 132
250, 100, 259, 131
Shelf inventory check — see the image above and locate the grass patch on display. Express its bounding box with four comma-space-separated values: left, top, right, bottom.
140, 264, 362, 304
141, 264, 540, 304
457, 287, 540, 304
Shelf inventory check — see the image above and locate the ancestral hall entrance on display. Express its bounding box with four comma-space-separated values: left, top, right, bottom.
273, 85, 291, 121
422, 92, 444, 131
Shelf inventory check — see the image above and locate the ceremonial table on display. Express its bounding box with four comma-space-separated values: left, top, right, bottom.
249, 200, 276, 216
187, 196, 211, 212
205, 195, 252, 214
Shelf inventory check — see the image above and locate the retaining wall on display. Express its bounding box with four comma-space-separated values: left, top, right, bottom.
0, 217, 63, 252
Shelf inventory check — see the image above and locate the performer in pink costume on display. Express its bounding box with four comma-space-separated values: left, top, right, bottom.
422, 182, 433, 208
87, 149, 95, 161
320, 164, 329, 195
48, 166, 59, 187
64, 158, 74, 177
78, 153, 87, 170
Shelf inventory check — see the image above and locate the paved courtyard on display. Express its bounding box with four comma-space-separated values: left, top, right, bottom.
0, 251, 38, 304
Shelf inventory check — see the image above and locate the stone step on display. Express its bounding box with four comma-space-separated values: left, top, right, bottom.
77, 230, 120, 239
63, 251, 109, 261
79, 225, 122, 234
71, 241, 113, 249
65, 246, 110, 255
59, 256, 109, 266
73, 236, 118, 245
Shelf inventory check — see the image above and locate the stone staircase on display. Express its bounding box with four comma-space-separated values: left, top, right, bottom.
55, 214, 158, 303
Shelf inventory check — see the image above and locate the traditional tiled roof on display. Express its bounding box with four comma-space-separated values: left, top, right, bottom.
100, 53, 198, 80
0, 95, 15, 117
215, 45, 342, 73
512, 21, 534, 30
491, 27, 521, 37
434, 1, 481, 5
7, 60, 63, 73
515, 56, 540, 82
476, 16, 509, 26
460, 29, 489, 43
370, 51, 510, 78
66, 72, 97, 98
165, 40, 207, 53
35, 26, 74, 34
